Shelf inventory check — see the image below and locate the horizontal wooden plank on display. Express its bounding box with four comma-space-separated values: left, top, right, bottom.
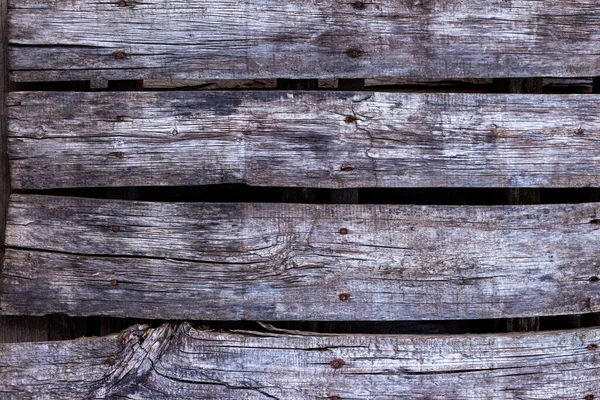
9, 0, 600, 81
9, 91, 600, 189
2, 323, 599, 399
2, 194, 599, 320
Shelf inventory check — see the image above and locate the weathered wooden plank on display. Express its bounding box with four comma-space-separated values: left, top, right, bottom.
2, 194, 599, 320
9, 91, 600, 189
9, 0, 600, 81
2, 323, 599, 399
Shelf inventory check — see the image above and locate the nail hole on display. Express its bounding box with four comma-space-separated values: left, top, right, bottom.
352, 1, 366, 9
111, 225, 121, 232
109, 152, 125, 159
346, 48, 362, 58
590, 276, 599, 282
590, 219, 600, 224
339, 293, 350, 301
330, 358, 345, 369
587, 344, 598, 351
344, 115, 358, 124
110, 279, 119, 286
112, 50, 128, 60
340, 163, 354, 171
339, 228, 349, 235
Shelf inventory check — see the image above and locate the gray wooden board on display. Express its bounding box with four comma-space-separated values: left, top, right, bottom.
2, 194, 599, 320
1, 323, 600, 399
9, 0, 600, 81
9, 91, 600, 189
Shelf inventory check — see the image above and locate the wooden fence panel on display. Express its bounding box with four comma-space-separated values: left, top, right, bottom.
9, 91, 600, 189
2, 323, 599, 399
9, 0, 600, 81
2, 194, 599, 320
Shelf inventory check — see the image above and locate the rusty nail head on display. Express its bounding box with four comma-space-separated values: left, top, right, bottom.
341, 163, 354, 171
110, 279, 119, 286
339, 228, 349, 235
117, 0, 127, 6
111, 225, 121, 232
346, 48, 362, 58
344, 115, 358, 124
113, 50, 128, 59
588, 343, 598, 351
339, 293, 350, 301
330, 358, 345, 369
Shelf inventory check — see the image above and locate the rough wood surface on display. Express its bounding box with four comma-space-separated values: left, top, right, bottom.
9, 0, 600, 81
1, 323, 600, 399
9, 91, 600, 189
2, 194, 599, 320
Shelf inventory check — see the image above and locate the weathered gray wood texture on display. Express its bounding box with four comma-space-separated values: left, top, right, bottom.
9, 91, 600, 189
9, 0, 600, 81
2, 323, 600, 399
3, 194, 599, 320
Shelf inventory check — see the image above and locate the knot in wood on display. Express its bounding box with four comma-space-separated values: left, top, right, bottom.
339, 293, 350, 301
330, 358, 345, 369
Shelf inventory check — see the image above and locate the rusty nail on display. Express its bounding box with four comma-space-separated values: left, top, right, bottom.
339, 293, 350, 301
339, 228, 349, 235
352, 1, 365, 9
116, 0, 127, 6
590, 276, 599, 282
346, 48, 362, 58
110, 152, 125, 159
341, 163, 354, 171
111, 225, 121, 232
588, 344, 598, 351
344, 115, 358, 124
110, 279, 119, 286
330, 358, 345, 369
112, 50, 128, 59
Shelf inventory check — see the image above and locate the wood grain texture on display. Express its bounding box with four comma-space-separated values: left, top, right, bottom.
9, 90, 600, 189
2, 194, 600, 320
9, 0, 600, 81
2, 322, 600, 399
